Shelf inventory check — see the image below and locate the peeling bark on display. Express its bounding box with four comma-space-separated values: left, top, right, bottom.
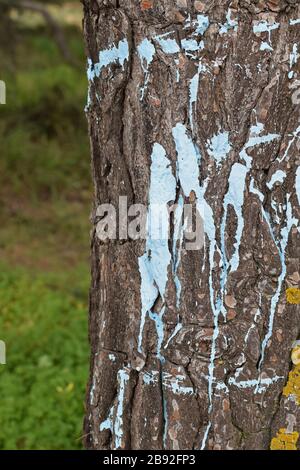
83, 0, 300, 450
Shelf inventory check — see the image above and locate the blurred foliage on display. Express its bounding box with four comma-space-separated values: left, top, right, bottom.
0, 21, 89, 198
0, 263, 89, 450
0, 1, 91, 450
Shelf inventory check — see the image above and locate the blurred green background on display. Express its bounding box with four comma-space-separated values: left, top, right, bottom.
0, 0, 91, 449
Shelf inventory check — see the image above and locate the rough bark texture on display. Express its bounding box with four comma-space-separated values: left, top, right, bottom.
83, 0, 300, 450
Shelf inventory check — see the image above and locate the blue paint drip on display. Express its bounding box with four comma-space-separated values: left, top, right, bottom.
137, 38, 156, 100
240, 124, 280, 168
258, 198, 298, 370
288, 44, 298, 79
172, 124, 219, 438
114, 369, 129, 449
138, 143, 176, 355
172, 195, 185, 308
189, 63, 206, 132
296, 167, 300, 207
219, 163, 249, 320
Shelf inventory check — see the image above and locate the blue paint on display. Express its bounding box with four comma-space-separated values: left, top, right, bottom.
114, 369, 129, 449
137, 38, 156, 100
109, 353, 116, 362
181, 38, 202, 52
290, 19, 300, 26
172, 123, 218, 430
250, 178, 264, 202
289, 44, 298, 79
184, 14, 209, 36
220, 163, 248, 275
138, 143, 176, 355
174, 58, 180, 82
194, 15, 210, 35
164, 322, 183, 349
155, 36, 180, 54
172, 195, 185, 308
296, 167, 300, 206
149, 308, 166, 362
143, 371, 159, 385
181, 39, 197, 52
189, 63, 206, 132
253, 21, 279, 34
201, 422, 212, 450
240, 124, 280, 168
172, 123, 202, 198
260, 42, 273, 51
207, 131, 231, 165
163, 373, 194, 395
253, 20, 279, 50
278, 125, 300, 162
87, 39, 129, 82
100, 406, 114, 432
219, 9, 238, 35
267, 170, 286, 190
138, 255, 159, 353
258, 197, 298, 369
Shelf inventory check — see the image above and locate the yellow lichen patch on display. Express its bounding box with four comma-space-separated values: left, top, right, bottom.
270, 428, 299, 450
291, 346, 300, 366
283, 364, 300, 405
286, 287, 300, 304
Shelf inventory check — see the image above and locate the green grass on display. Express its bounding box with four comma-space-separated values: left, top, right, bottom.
0, 263, 89, 450
0, 9, 92, 450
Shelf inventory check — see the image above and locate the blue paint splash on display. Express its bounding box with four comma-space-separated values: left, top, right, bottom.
155, 35, 180, 54
87, 38, 129, 82
267, 170, 286, 190
219, 9, 238, 35
253, 20, 279, 51
207, 131, 232, 165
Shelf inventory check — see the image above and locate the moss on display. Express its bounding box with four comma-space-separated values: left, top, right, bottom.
270, 428, 299, 450
286, 288, 300, 305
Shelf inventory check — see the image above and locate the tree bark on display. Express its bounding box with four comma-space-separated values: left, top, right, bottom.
83, 0, 300, 450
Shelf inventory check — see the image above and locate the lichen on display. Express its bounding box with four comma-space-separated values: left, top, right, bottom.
286, 287, 300, 305
271, 428, 299, 450
291, 347, 300, 366
283, 364, 300, 404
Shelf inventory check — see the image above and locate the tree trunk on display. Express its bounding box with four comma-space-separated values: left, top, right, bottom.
83, 0, 300, 451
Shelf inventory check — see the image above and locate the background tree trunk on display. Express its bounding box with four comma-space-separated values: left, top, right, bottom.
83, 0, 300, 450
